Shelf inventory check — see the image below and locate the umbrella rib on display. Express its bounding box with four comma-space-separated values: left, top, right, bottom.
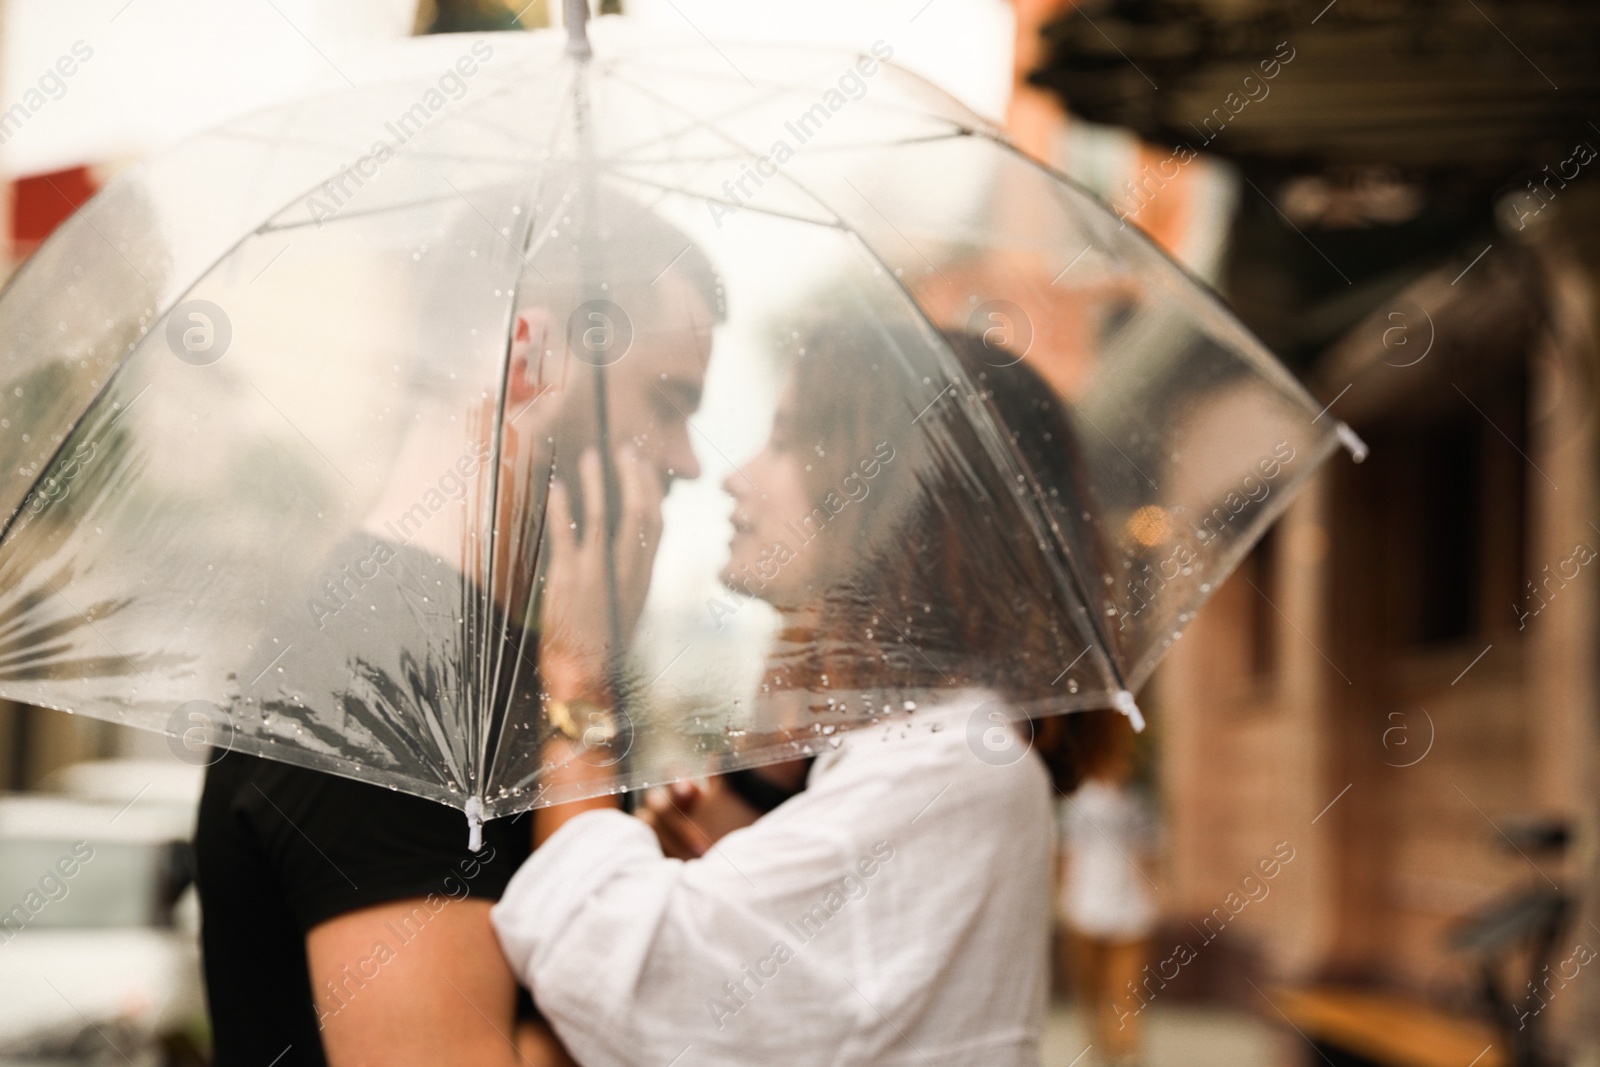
603, 170, 844, 230
603, 70, 845, 227
605, 53, 991, 150
599, 80, 812, 163
0, 195, 313, 562
605, 129, 970, 168
257, 151, 896, 243
255, 189, 478, 234
479, 454, 558, 797
201, 63, 548, 165
973, 134, 1353, 694
211, 126, 548, 170
617, 48, 901, 99
848, 220, 1138, 701
476, 63, 584, 803
1013, 135, 1332, 411
0, 82, 569, 783
375, 552, 477, 788
4, 78, 563, 559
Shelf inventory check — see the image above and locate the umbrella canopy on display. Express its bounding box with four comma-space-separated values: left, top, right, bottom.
0, 19, 1360, 826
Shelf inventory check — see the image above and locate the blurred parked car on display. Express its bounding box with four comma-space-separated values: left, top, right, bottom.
0, 761, 205, 1065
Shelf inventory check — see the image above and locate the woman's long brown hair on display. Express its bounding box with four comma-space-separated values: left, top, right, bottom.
760, 314, 1119, 794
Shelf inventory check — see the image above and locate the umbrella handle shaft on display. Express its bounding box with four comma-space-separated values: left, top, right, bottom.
565, 0, 591, 57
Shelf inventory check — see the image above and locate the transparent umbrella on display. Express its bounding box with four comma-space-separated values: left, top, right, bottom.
0, 11, 1363, 841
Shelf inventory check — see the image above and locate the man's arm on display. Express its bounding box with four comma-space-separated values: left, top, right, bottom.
308, 898, 524, 1067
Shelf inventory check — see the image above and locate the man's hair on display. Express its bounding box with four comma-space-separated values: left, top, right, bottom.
409, 173, 725, 400
514, 177, 726, 327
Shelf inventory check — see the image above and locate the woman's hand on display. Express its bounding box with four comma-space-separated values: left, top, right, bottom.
637, 779, 752, 860
640, 758, 813, 858
539, 445, 665, 702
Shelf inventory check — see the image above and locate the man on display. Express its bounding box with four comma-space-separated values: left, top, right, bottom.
194, 184, 721, 1066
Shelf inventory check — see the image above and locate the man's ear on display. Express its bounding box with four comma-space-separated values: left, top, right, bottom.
508, 307, 559, 405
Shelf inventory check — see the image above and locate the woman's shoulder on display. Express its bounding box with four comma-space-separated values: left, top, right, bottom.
801, 690, 1052, 828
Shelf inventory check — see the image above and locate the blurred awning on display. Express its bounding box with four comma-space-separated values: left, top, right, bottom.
1028, 0, 1600, 179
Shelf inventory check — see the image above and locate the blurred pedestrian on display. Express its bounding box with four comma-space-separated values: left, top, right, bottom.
1058, 715, 1161, 1067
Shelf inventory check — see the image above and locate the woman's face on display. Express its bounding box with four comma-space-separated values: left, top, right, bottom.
721, 383, 818, 610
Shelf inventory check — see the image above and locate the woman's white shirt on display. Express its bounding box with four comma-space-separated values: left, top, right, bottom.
491, 689, 1054, 1067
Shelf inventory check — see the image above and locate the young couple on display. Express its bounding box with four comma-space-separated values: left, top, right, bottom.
195, 190, 1113, 1066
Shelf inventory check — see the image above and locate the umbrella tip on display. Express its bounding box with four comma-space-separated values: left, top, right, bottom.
1336, 422, 1368, 464
1112, 689, 1146, 733
465, 796, 485, 852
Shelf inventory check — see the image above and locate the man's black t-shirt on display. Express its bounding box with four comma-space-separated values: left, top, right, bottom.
195, 753, 532, 1065
194, 533, 540, 1065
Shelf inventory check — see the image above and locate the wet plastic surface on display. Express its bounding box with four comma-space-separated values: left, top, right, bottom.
0, 24, 1349, 818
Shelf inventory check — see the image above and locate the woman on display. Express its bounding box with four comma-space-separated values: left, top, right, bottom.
493, 315, 1115, 1066
1058, 715, 1161, 1067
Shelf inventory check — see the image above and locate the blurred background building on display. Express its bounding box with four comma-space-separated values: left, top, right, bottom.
1023, 2, 1600, 1065
0, 0, 1595, 1064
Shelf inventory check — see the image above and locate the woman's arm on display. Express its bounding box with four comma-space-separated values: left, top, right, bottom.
493, 802, 858, 1067
492, 808, 691, 1067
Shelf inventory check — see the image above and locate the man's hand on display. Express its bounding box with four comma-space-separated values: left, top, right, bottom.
638, 778, 762, 860
540, 446, 664, 703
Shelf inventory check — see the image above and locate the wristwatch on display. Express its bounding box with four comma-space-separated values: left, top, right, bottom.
546, 697, 616, 748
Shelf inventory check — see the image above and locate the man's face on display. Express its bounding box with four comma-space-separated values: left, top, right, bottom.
493, 270, 713, 622
508, 269, 713, 532
598, 269, 711, 491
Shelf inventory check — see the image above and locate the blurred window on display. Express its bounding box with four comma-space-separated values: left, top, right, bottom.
1372, 372, 1527, 648
1245, 526, 1279, 681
